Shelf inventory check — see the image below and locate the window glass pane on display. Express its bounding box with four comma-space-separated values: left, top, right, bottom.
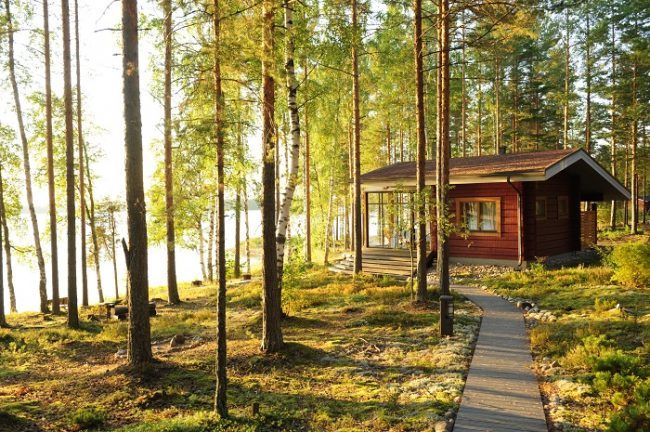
480, 202, 496, 231
368, 193, 380, 204
368, 204, 381, 246
462, 202, 479, 230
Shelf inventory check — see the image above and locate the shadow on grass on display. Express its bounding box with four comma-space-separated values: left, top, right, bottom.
0, 412, 44, 432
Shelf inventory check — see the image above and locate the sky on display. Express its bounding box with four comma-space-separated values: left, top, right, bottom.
0, 1, 265, 312
2, 0, 185, 203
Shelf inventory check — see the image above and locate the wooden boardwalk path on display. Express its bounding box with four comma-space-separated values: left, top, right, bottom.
452, 285, 548, 432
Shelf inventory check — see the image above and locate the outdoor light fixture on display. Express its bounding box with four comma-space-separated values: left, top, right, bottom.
440, 295, 454, 336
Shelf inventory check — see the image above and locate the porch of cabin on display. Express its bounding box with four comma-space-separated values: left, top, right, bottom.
330, 190, 437, 278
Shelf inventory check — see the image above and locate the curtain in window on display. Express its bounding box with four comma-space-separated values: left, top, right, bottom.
480, 201, 496, 231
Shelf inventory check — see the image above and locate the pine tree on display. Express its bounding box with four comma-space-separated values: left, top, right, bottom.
122, 0, 153, 367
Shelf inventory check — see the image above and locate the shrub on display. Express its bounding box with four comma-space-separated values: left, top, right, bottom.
608, 241, 650, 288
607, 378, 650, 432
69, 407, 105, 430
595, 297, 618, 312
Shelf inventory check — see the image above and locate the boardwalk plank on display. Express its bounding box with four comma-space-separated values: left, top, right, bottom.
452, 285, 548, 432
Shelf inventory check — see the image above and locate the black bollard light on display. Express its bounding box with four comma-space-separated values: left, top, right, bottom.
440, 295, 454, 336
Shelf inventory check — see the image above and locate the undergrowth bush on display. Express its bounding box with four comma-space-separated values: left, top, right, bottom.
607, 241, 650, 288
69, 407, 105, 430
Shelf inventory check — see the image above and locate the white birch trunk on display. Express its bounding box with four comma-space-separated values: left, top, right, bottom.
276, 0, 301, 287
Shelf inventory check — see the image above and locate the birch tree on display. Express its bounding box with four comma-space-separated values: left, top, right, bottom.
4, 0, 49, 314
276, 0, 302, 296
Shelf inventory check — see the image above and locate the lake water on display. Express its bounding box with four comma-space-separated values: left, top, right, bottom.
3, 209, 262, 313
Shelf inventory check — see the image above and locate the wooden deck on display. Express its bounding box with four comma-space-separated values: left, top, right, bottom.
330, 248, 432, 278
452, 285, 548, 432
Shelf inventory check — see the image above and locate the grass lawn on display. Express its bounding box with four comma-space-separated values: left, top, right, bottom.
457, 233, 650, 432
0, 265, 480, 432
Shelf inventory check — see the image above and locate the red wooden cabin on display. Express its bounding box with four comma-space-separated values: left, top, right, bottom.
347, 149, 629, 273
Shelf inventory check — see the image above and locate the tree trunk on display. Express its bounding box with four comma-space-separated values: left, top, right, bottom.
243, 181, 251, 275
477, 69, 482, 156
0, 167, 17, 313
74, 0, 89, 308
400, 127, 404, 162
0, 164, 17, 318
0, 187, 5, 327
110, 208, 119, 300
43, 0, 60, 314
630, 48, 638, 234
352, 0, 362, 273
512, 61, 520, 152
234, 184, 241, 278
163, 0, 180, 304
584, 11, 591, 152
414, 0, 427, 303
437, 0, 451, 335
303, 64, 312, 263
386, 122, 391, 164
460, 10, 466, 158
275, 124, 280, 223
494, 56, 501, 154
61, 0, 78, 328
212, 0, 227, 416
609, 18, 617, 230
122, 0, 152, 367
82, 147, 104, 303
207, 199, 215, 281
323, 176, 334, 265
198, 219, 207, 280
563, 7, 570, 149
276, 0, 302, 299
348, 123, 354, 250
5, 0, 49, 314
260, 0, 283, 354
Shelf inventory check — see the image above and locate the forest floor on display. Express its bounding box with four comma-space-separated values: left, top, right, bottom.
454, 229, 650, 432
0, 266, 481, 432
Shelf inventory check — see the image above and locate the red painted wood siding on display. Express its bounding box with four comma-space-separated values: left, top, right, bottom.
523, 173, 581, 259
444, 182, 522, 261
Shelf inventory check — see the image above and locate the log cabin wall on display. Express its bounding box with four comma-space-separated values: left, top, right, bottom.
523, 172, 581, 260
446, 182, 522, 261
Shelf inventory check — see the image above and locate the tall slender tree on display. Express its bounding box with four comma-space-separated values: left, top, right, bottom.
276, 0, 302, 297
163, 0, 180, 304
122, 0, 153, 367
630, 45, 638, 234
303, 62, 312, 263
43, 0, 60, 314
74, 0, 89, 307
414, 0, 427, 303
0, 163, 16, 314
609, 15, 617, 229
437, 0, 452, 336
351, 0, 362, 274
212, 0, 227, 416
61, 0, 78, 328
4, 0, 49, 314
260, 0, 283, 354
584, 8, 592, 152
0, 188, 6, 327
84, 148, 104, 303
563, 6, 570, 149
